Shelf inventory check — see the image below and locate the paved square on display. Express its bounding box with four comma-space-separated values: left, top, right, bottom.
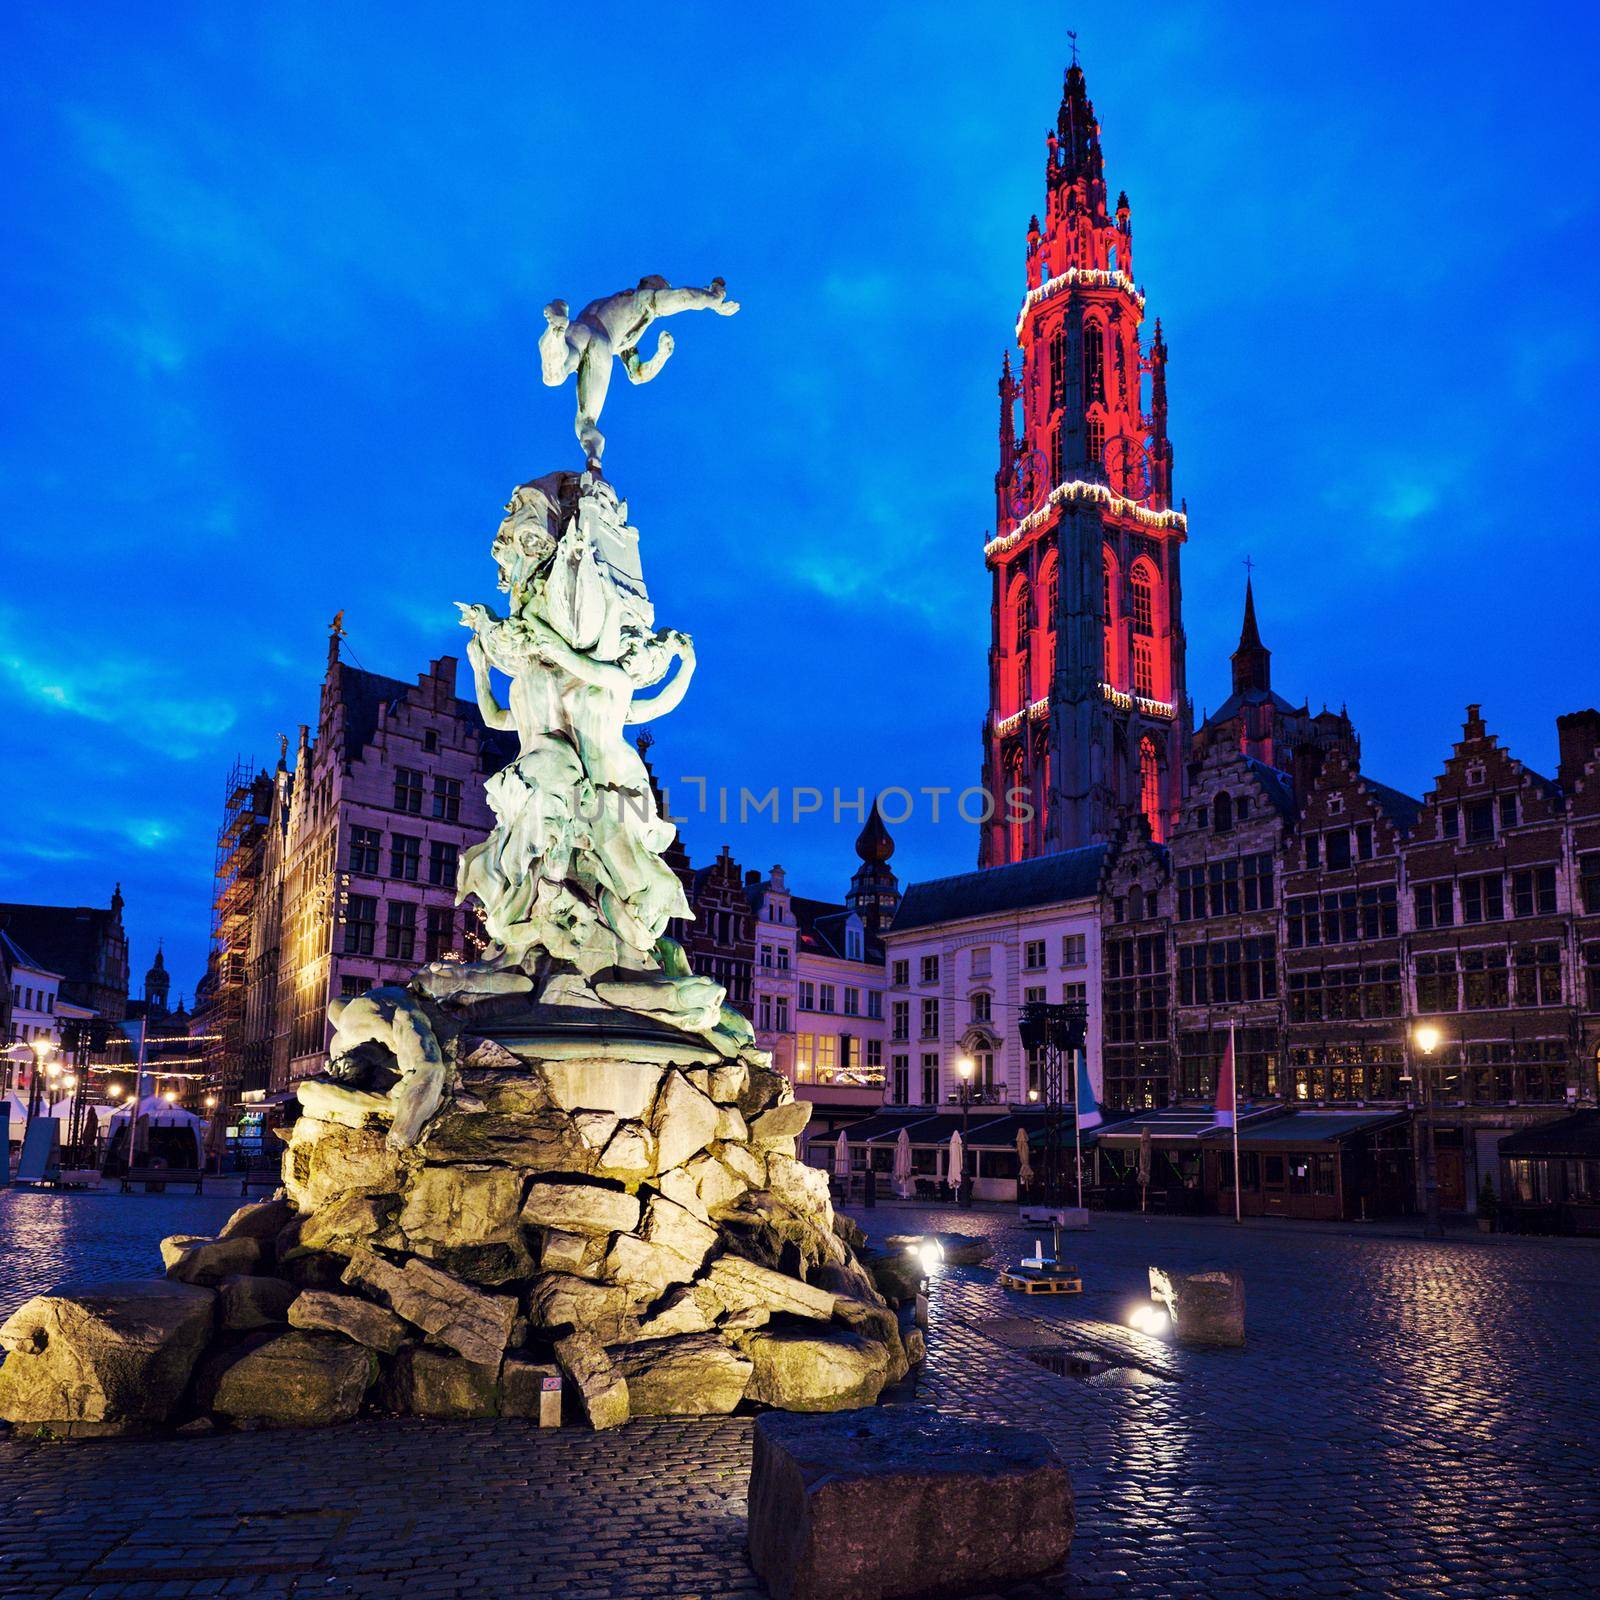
2, 1188, 1598, 1598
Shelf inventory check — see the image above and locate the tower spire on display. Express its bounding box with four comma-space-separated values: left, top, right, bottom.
1231, 576, 1272, 694
1054, 57, 1104, 189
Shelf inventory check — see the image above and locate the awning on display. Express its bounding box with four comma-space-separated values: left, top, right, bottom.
1499, 1111, 1600, 1159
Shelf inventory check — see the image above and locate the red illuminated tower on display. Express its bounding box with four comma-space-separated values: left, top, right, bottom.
979, 57, 1189, 864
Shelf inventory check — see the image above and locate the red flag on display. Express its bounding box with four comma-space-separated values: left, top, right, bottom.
1215, 1031, 1236, 1128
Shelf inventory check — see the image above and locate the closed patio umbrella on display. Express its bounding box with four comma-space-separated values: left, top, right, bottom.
948, 1129, 965, 1196
893, 1126, 914, 1199
1016, 1127, 1034, 1192
833, 1130, 851, 1180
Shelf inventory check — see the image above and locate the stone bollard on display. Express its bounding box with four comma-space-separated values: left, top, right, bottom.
1148, 1265, 1245, 1347
747, 1409, 1073, 1600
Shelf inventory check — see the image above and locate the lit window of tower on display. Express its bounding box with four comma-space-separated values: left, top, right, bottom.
981, 51, 1189, 864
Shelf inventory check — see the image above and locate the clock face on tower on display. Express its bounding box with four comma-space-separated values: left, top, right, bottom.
1007, 449, 1049, 520
1104, 432, 1153, 503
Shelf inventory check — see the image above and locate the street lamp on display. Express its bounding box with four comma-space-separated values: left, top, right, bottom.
1413, 1021, 1443, 1239
27, 1039, 55, 1119
955, 1056, 975, 1209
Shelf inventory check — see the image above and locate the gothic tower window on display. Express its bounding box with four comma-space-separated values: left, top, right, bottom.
1131, 564, 1154, 635
1010, 579, 1032, 650
1049, 323, 1067, 411
1103, 550, 1120, 687
1037, 557, 1059, 699
1133, 639, 1154, 698
1139, 738, 1163, 841
1083, 319, 1106, 404
1086, 414, 1105, 474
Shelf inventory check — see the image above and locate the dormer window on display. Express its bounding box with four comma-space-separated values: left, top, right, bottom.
1214, 792, 1234, 833
1326, 794, 1344, 816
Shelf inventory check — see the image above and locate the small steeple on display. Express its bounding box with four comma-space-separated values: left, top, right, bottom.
143, 942, 171, 1013
327, 610, 346, 670
1053, 60, 1104, 189
846, 800, 900, 936
1230, 576, 1272, 695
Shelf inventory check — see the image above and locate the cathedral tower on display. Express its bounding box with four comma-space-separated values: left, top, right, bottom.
980, 57, 1189, 864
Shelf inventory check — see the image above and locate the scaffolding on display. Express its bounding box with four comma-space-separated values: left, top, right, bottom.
199, 758, 273, 1142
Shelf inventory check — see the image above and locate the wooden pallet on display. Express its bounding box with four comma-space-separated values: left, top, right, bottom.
999, 1267, 1083, 1295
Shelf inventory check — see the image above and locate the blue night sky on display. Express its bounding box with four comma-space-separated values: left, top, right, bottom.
3, 2, 1598, 999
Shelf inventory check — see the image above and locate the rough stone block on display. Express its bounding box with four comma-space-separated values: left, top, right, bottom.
596, 1122, 656, 1180
542, 1058, 663, 1121
342, 1248, 516, 1366
554, 1332, 629, 1430
749, 1101, 812, 1144
538, 1228, 593, 1275
702, 1256, 837, 1323
285, 1116, 402, 1211
633, 1285, 716, 1341
747, 1410, 1073, 1600
165, 1236, 263, 1288
639, 1193, 718, 1274
383, 1344, 499, 1419
296, 1194, 396, 1258
398, 1163, 524, 1250
1149, 1266, 1245, 1348
200, 1330, 375, 1428
612, 1331, 752, 1415
652, 1069, 721, 1172
218, 1274, 297, 1332
0, 1278, 215, 1435
520, 1180, 640, 1236
527, 1273, 641, 1344
218, 1196, 295, 1243
287, 1289, 408, 1354
742, 1328, 891, 1413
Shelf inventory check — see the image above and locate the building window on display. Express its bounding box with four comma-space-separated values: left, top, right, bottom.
920, 997, 940, 1038
1513, 943, 1562, 1007
1461, 874, 1505, 924
349, 826, 381, 876
776, 996, 789, 1031
891, 999, 910, 1041
1462, 947, 1509, 1009
1511, 867, 1557, 918
422, 729, 438, 754
759, 943, 773, 968
1582, 855, 1600, 915
867, 990, 882, 1019
795, 1033, 815, 1082
818, 984, 835, 1013
920, 954, 939, 984
1355, 822, 1374, 860
1062, 933, 1086, 966
866, 1038, 883, 1074
970, 946, 991, 977
970, 992, 991, 1024
1325, 829, 1351, 870
390, 834, 421, 882
920, 1053, 939, 1105
892, 1053, 910, 1104
431, 776, 462, 821
843, 987, 860, 1016
340, 974, 368, 998
1499, 793, 1519, 830
892, 959, 909, 986
1465, 799, 1494, 842
1131, 570, 1153, 635
758, 994, 773, 1030
1414, 882, 1453, 930
385, 901, 417, 962
776, 947, 790, 971
1440, 803, 1459, 839
428, 840, 458, 888
1415, 952, 1458, 1012
798, 982, 814, 1011
1024, 940, 1047, 971
1083, 321, 1105, 403
1214, 792, 1234, 833
344, 895, 377, 956
394, 767, 424, 815
424, 906, 454, 962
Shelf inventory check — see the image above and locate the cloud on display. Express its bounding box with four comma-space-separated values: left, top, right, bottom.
0, 609, 237, 757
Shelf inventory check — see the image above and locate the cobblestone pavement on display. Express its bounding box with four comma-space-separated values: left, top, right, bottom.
3, 1191, 1599, 1599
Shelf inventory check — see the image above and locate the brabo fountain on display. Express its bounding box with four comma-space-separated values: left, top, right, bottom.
0, 279, 916, 1434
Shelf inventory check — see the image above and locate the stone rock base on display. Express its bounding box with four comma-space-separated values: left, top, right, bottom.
0, 1017, 918, 1438
1149, 1266, 1245, 1347
747, 1409, 1073, 1600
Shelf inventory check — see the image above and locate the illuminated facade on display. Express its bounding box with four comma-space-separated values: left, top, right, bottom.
980, 57, 1188, 865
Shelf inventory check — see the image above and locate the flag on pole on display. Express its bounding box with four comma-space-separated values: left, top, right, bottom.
1215, 1028, 1237, 1128
1074, 1051, 1103, 1131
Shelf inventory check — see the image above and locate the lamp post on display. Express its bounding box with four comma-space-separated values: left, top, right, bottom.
1413, 1022, 1442, 1239
27, 1040, 55, 1120
955, 1055, 974, 1208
